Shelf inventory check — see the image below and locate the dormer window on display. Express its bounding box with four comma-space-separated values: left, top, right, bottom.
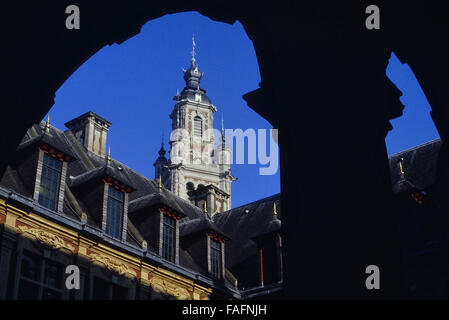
70, 173, 132, 242
105, 186, 124, 239
128, 201, 184, 265
161, 214, 176, 262
210, 238, 222, 279
206, 232, 226, 280
34, 147, 70, 213
38, 153, 62, 211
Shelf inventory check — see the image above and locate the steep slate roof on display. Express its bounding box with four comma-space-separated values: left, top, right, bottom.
387, 138, 449, 259
213, 194, 281, 268
180, 217, 231, 240
0, 165, 31, 197
129, 191, 182, 214
69, 163, 137, 191
389, 139, 441, 194
16, 123, 77, 160
179, 87, 213, 105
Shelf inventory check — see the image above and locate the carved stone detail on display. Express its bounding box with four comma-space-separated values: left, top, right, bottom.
89, 253, 129, 276
149, 275, 190, 300
17, 225, 75, 252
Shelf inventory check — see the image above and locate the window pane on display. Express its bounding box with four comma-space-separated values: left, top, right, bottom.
44, 261, 61, 289
112, 284, 128, 300
18, 280, 40, 300
210, 239, 221, 278
43, 153, 62, 170
20, 253, 39, 281
42, 288, 62, 300
163, 214, 175, 227
38, 154, 62, 211
108, 186, 123, 201
93, 277, 110, 300
106, 188, 123, 239
162, 215, 175, 262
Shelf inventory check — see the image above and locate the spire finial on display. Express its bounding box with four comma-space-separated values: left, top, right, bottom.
45, 115, 50, 132
158, 132, 166, 157
273, 201, 278, 218
221, 113, 226, 146
191, 35, 196, 63
106, 147, 111, 163
398, 157, 405, 176
221, 113, 224, 133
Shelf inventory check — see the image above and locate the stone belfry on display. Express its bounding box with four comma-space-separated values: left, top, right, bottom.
160, 37, 234, 215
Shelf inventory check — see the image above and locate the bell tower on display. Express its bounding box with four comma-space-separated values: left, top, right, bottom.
164, 37, 235, 215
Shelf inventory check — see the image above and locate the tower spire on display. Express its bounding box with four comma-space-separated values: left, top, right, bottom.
183, 35, 203, 89
221, 113, 225, 142
191, 35, 196, 65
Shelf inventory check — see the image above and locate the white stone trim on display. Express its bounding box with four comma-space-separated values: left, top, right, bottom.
221, 241, 225, 279
33, 149, 45, 202
206, 236, 211, 274
175, 218, 179, 264
121, 192, 128, 242
101, 182, 109, 232
56, 161, 68, 213
158, 210, 163, 256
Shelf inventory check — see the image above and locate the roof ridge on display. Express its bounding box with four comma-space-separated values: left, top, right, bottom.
222, 193, 280, 213
389, 138, 441, 158
63, 130, 95, 171
88, 151, 156, 185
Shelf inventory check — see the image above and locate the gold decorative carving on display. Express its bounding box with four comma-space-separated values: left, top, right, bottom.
149, 275, 190, 300
18, 225, 75, 252
90, 253, 129, 276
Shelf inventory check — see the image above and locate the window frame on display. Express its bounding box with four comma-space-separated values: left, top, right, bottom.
92, 276, 129, 300
209, 237, 222, 279
38, 152, 63, 211
105, 186, 125, 239
161, 213, 176, 262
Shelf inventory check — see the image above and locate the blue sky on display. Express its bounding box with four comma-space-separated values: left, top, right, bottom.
386, 53, 440, 154
48, 12, 439, 207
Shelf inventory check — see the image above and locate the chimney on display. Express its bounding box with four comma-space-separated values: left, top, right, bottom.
65, 111, 112, 157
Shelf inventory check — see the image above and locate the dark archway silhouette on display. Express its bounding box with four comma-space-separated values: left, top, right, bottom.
3, 1, 449, 299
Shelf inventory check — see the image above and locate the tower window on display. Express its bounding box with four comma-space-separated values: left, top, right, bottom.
193, 116, 202, 137
38, 153, 62, 210
162, 214, 175, 262
210, 238, 222, 279
106, 187, 124, 239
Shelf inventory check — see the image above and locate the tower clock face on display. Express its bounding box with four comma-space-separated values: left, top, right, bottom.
195, 93, 202, 102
